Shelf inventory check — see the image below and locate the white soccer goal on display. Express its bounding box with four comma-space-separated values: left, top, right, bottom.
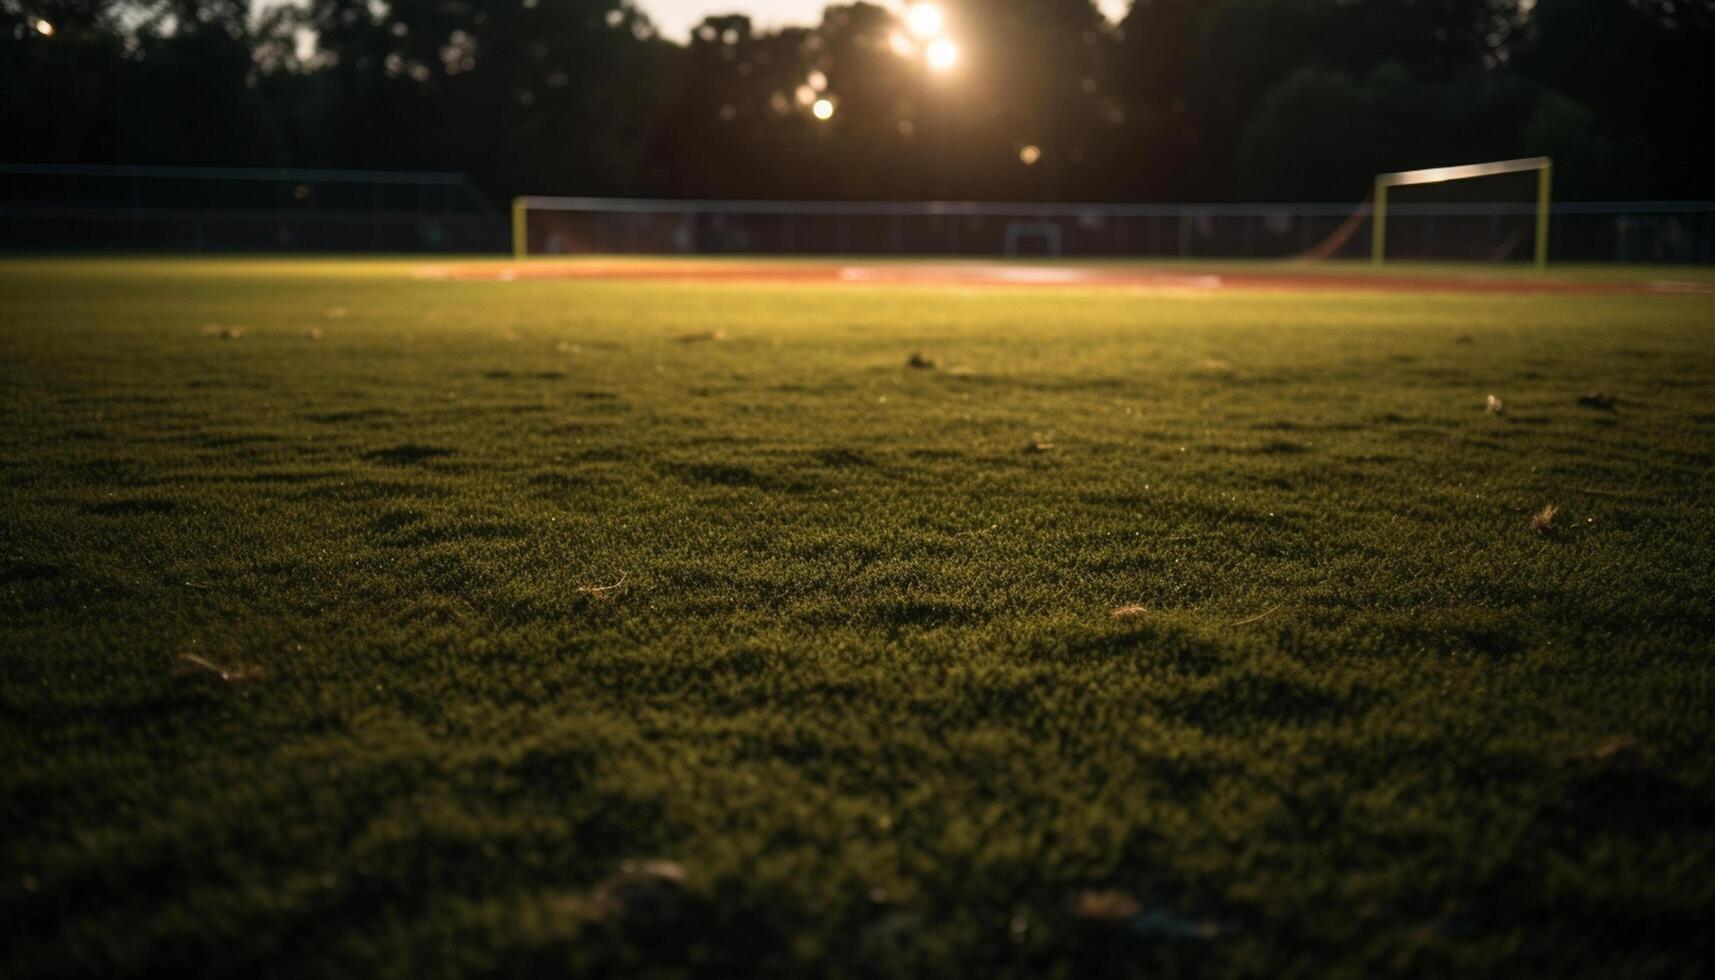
1003, 221, 1063, 257
1371, 157, 1552, 268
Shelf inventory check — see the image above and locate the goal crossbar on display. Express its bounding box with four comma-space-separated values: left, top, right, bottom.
1372, 156, 1552, 268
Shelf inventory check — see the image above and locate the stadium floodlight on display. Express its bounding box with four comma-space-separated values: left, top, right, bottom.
1372, 156, 1552, 269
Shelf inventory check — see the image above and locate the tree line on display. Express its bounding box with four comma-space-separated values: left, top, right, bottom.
2, 0, 1710, 204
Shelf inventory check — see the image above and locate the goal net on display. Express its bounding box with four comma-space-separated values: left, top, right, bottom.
1369, 157, 1552, 268
508, 196, 1356, 260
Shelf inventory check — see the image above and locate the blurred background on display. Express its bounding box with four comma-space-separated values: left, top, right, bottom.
3, 0, 1711, 256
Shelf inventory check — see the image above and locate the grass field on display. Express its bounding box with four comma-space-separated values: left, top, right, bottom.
3, 257, 1713, 978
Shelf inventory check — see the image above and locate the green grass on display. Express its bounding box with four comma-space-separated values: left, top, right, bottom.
3, 257, 1713, 978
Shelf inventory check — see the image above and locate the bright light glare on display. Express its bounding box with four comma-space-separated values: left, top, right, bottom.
905, 3, 943, 39
925, 38, 958, 71
812, 98, 835, 120
1019, 144, 1041, 165
806, 70, 828, 92
887, 31, 916, 57
34, 18, 55, 36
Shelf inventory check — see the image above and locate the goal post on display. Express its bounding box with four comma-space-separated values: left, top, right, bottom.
512, 196, 527, 260
1371, 157, 1552, 269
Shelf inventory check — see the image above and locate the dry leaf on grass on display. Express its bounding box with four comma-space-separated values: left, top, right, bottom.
1076, 889, 1143, 921
1110, 604, 1148, 618
554, 859, 689, 922
1587, 736, 1649, 769
1073, 890, 1227, 939
679, 329, 729, 343
1530, 504, 1559, 533
1484, 394, 1505, 415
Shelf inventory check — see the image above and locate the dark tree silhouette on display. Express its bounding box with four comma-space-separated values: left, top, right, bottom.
0, 0, 1707, 203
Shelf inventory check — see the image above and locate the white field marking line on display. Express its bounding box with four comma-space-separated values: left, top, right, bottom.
837, 265, 1225, 288
1649, 281, 1715, 294
1152, 275, 1224, 289
837, 264, 1093, 283
985, 266, 1096, 284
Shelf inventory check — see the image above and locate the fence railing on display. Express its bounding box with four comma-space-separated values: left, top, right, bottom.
4, 164, 1710, 263
517, 197, 1715, 264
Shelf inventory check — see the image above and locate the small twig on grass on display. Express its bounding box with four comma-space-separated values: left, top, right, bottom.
575, 572, 628, 597
954, 524, 998, 537
1229, 603, 1281, 627
177, 653, 263, 684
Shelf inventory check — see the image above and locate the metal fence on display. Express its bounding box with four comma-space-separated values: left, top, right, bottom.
0, 164, 508, 252
519, 198, 1715, 264
4, 163, 1710, 263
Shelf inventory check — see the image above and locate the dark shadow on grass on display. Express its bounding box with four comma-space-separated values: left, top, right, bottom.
291, 479, 450, 502
483, 370, 566, 380
83, 498, 178, 516
570, 446, 633, 463
370, 508, 424, 534
364, 444, 455, 465
1159, 672, 1352, 730
1472, 766, 1715, 969
527, 471, 587, 493
305, 408, 396, 425
1248, 439, 1310, 455
811, 448, 875, 469
1023, 624, 1225, 677
864, 597, 978, 629
381, 520, 528, 549
1, 559, 60, 583
664, 462, 817, 494
193, 432, 284, 449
